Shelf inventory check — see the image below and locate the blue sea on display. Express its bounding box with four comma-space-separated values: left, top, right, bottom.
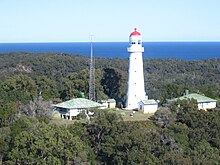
0, 42, 220, 60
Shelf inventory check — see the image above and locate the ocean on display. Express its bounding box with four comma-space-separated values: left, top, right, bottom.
0, 42, 220, 60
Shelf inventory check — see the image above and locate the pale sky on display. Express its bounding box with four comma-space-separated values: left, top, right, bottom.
1, 0, 220, 42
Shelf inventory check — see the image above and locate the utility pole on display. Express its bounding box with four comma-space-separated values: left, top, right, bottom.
89, 34, 96, 101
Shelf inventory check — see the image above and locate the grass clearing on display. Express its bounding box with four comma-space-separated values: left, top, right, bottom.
108, 109, 154, 121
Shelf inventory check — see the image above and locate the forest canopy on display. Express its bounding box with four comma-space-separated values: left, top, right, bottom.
0, 52, 220, 164
0, 52, 219, 104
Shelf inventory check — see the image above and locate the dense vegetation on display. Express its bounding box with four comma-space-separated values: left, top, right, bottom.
0, 52, 219, 104
1, 100, 220, 164
0, 52, 220, 164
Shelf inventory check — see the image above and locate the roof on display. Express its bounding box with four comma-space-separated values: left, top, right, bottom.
53, 98, 102, 109
140, 99, 158, 105
107, 99, 116, 103
178, 93, 217, 103
99, 99, 116, 103
130, 28, 141, 36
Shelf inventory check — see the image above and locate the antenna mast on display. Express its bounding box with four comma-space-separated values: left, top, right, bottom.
89, 34, 96, 101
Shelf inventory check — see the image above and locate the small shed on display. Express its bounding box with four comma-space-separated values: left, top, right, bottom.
99, 99, 116, 109
138, 99, 158, 114
53, 98, 102, 120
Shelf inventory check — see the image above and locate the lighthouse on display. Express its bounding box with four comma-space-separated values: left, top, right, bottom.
126, 28, 146, 110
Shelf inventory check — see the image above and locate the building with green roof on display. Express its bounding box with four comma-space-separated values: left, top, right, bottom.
98, 99, 116, 109
138, 99, 158, 113
177, 91, 217, 110
53, 98, 102, 120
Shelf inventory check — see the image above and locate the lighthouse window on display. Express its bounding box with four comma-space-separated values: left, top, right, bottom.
131, 40, 135, 44
138, 40, 141, 44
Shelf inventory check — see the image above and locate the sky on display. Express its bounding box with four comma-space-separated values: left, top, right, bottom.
1, 0, 220, 42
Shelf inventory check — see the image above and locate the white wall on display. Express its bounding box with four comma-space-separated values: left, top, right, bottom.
143, 104, 158, 113
126, 52, 145, 109
139, 102, 158, 113
198, 102, 216, 110
99, 102, 116, 109
69, 109, 80, 117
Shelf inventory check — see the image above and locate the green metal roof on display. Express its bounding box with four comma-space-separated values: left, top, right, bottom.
53, 98, 102, 109
178, 93, 217, 103
99, 99, 116, 103
107, 99, 116, 103
140, 99, 158, 105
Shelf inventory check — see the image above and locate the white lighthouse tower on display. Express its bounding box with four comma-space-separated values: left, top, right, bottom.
126, 28, 146, 110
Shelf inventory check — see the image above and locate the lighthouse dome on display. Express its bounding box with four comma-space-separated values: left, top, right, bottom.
129, 28, 142, 46
130, 28, 141, 36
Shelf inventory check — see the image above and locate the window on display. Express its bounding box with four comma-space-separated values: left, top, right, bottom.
130, 39, 136, 44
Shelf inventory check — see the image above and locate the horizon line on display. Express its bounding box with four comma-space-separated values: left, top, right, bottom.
1, 40, 220, 44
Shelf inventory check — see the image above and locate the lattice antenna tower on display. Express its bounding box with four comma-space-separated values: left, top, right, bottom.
89, 34, 96, 101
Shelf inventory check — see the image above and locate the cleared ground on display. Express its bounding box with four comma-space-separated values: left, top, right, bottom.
108, 109, 154, 121
51, 108, 154, 125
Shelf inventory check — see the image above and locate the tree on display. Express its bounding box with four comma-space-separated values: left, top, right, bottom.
164, 99, 220, 163
18, 96, 53, 119
161, 84, 191, 103
0, 102, 17, 127
10, 116, 39, 143
101, 68, 127, 104
35, 76, 59, 100
61, 69, 107, 101
68, 123, 97, 163
1, 74, 37, 103
0, 127, 11, 164
93, 121, 163, 164
61, 69, 90, 100
8, 123, 90, 164
170, 99, 199, 127
151, 107, 174, 128
87, 110, 122, 155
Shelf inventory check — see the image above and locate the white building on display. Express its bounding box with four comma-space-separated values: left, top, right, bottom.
99, 99, 116, 109
53, 98, 102, 120
178, 92, 217, 110
138, 99, 158, 114
126, 28, 146, 110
